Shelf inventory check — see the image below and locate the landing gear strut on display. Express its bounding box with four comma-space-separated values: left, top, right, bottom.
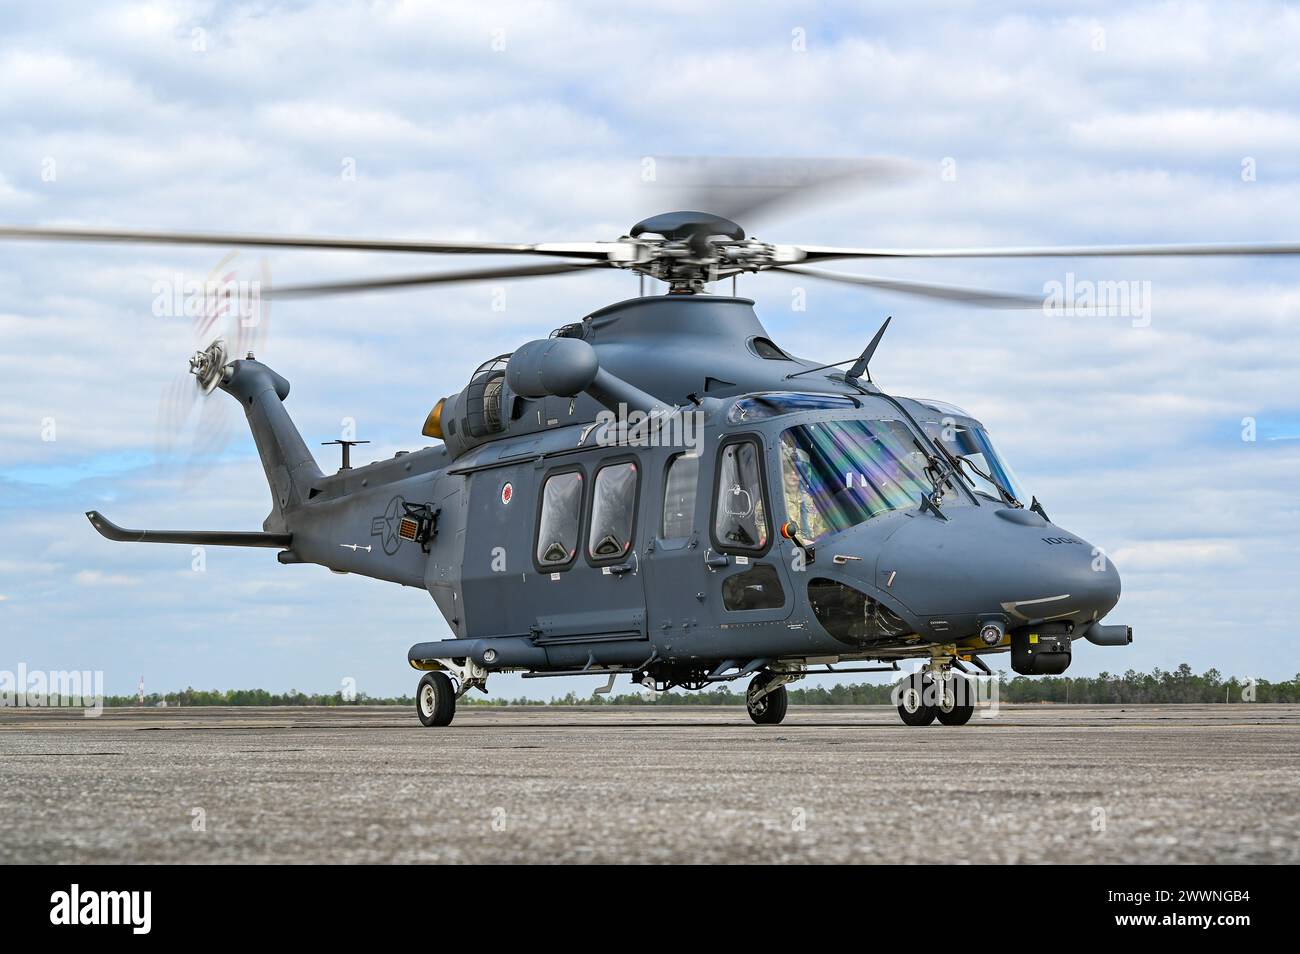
413, 658, 489, 727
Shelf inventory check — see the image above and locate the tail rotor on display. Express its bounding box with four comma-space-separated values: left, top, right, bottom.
152, 253, 271, 485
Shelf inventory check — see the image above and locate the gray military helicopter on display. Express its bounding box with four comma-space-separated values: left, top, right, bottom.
9, 165, 1298, 727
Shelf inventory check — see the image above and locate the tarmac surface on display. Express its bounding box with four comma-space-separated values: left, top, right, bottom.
1, 704, 1296, 864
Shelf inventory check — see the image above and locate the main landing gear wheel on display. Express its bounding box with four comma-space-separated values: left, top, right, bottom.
416, 671, 456, 727
935, 672, 975, 726
747, 673, 788, 725
897, 672, 937, 726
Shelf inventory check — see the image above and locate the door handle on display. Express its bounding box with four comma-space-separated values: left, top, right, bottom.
704, 549, 729, 570
608, 562, 634, 576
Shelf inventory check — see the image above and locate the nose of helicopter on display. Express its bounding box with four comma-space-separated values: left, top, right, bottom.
871, 507, 1121, 630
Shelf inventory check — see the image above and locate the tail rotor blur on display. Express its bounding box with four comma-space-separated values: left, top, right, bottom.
152, 253, 271, 486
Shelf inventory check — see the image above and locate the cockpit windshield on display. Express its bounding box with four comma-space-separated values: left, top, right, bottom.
921, 418, 1027, 506
779, 418, 935, 541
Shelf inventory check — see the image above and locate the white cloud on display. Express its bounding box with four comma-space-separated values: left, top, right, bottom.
1110, 540, 1245, 571
1068, 108, 1300, 156
73, 569, 141, 586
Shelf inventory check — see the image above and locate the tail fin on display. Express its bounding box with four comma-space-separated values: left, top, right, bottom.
218, 358, 323, 531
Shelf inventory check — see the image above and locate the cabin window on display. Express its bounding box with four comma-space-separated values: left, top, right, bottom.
713, 440, 769, 552
661, 453, 699, 538
587, 461, 638, 562
722, 563, 785, 611
536, 470, 584, 569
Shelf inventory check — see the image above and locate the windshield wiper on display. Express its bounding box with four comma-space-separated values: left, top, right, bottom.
955, 454, 1021, 508
843, 376, 977, 505
911, 437, 956, 511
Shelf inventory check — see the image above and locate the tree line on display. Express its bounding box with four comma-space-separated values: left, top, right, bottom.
99, 664, 1300, 707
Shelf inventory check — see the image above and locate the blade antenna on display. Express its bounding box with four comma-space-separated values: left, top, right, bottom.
846, 316, 892, 384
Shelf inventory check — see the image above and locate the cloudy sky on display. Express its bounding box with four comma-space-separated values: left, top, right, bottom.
2, 0, 1298, 700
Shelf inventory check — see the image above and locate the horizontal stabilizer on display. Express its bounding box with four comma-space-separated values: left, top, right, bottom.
85, 511, 292, 549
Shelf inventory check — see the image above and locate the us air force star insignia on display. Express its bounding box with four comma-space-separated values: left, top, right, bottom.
371, 495, 406, 555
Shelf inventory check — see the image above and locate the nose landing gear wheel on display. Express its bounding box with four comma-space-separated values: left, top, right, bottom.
416, 671, 456, 727
897, 672, 937, 726
935, 672, 975, 726
747, 673, 789, 725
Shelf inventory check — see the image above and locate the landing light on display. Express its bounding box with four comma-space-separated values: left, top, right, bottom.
979, 621, 1005, 646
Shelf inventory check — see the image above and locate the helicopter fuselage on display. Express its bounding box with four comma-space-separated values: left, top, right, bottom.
87, 292, 1131, 721
270, 295, 1126, 691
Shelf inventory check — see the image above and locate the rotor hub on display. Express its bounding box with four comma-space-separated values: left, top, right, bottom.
189, 339, 230, 394
624, 211, 789, 293
629, 210, 745, 244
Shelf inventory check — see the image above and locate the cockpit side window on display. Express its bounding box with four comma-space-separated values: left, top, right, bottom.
587, 461, 638, 563
535, 469, 584, 569
661, 452, 699, 539
712, 440, 769, 553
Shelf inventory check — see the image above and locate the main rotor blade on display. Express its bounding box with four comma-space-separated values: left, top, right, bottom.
268, 261, 604, 298
0, 224, 620, 260
644, 156, 920, 230
776, 265, 1043, 309
793, 241, 1300, 262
